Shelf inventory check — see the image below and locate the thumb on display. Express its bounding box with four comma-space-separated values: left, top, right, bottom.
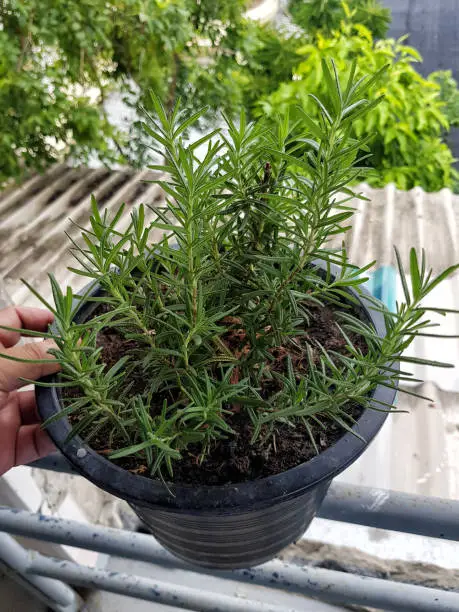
0, 340, 61, 394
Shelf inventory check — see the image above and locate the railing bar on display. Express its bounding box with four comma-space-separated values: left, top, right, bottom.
28, 554, 302, 612
2, 505, 459, 611
0, 505, 184, 567
28, 552, 459, 612
0, 533, 80, 612
30, 455, 459, 541
319, 482, 459, 541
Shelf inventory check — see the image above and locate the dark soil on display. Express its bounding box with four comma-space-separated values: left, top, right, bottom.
68, 304, 367, 485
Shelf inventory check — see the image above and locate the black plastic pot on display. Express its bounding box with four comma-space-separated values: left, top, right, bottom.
36, 263, 397, 569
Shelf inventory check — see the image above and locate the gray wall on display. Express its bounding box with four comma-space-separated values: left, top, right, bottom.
385, 0, 459, 159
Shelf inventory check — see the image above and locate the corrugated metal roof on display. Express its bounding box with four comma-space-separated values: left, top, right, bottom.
337, 182, 459, 274
0, 165, 163, 306
0, 168, 458, 503
2, 170, 458, 300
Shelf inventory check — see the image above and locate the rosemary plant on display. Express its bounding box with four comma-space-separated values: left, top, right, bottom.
6, 61, 459, 478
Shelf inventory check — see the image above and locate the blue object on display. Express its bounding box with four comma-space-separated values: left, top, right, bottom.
364, 265, 398, 406
365, 265, 397, 313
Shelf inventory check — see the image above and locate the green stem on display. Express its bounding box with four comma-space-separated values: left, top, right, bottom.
266, 118, 340, 314
109, 284, 156, 348
64, 346, 129, 441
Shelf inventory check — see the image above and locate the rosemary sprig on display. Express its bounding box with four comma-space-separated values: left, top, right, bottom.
10, 60, 458, 478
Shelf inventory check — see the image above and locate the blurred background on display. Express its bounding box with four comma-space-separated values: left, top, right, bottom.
2, 0, 459, 193
2, 2, 459, 610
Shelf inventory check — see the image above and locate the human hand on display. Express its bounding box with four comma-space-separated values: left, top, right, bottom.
0, 307, 61, 476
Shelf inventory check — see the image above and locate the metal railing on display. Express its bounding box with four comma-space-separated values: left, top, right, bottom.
0, 453, 458, 612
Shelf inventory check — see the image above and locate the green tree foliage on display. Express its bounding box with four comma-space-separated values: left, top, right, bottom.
261, 23, 458, 191
180, 21, 304, 118
0, 0, 119, 183
2, 0, 459, 193
0, 0, 250, 185
430, 70, 459, 127
288, 0, 391, 38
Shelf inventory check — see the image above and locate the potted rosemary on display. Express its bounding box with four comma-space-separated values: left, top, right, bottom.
9, 63, 458, 569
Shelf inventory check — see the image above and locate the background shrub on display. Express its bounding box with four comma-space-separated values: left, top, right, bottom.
260, 23, 458, 191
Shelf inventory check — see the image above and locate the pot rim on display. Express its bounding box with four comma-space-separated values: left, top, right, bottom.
36, 261, 398, 511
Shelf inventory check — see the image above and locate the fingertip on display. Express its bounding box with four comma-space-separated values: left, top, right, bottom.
16, 307, 55, 332
15, 425, 56, 466
41, 339, 61, 371
0, 340, 61, 393
35, 428, 56, 458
